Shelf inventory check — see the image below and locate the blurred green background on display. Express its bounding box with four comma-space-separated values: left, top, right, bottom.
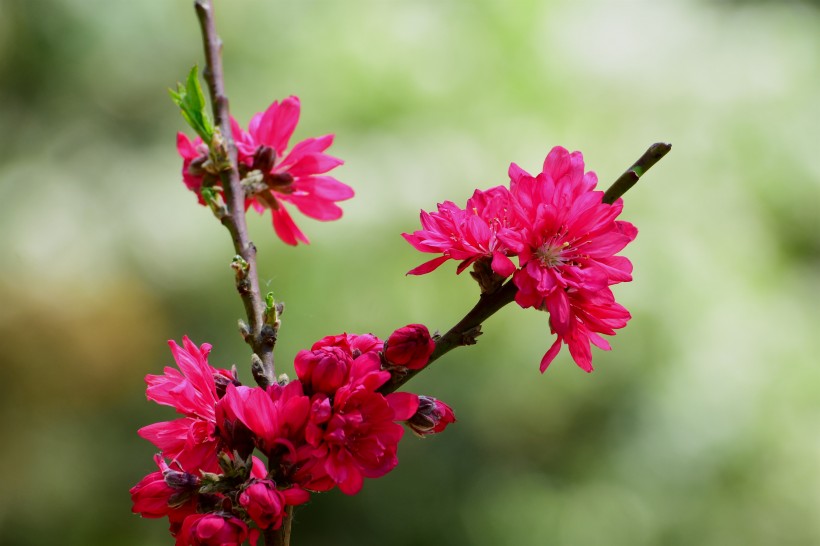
1, 0, 819, 544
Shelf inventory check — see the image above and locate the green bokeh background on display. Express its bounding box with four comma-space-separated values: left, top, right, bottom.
1, 0, 818, 544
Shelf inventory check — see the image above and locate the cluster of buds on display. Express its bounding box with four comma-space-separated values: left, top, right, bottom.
131, 329, 454, 544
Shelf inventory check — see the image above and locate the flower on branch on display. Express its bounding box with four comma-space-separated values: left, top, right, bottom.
176, 96, 354, 246
406, 396, 456, 436
404, 146, 637, 373
175, 513, 249, 546
130, 454, 198, 533
138, 337, 237, 472
134, 333, 453, 541
384, 323, 436, 371
239, 479, 310, 530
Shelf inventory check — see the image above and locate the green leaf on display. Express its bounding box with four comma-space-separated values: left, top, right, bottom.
169, 66, 215, 143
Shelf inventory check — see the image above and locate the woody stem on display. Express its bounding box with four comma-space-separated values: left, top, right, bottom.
193, 0, 277, 389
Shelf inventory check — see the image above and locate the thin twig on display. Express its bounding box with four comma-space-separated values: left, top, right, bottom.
603, 142, 672, 204
193, 0, 276, 388
381, 282, 517, 393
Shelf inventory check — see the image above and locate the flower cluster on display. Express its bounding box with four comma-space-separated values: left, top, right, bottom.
132, 331, 453, 544
177, 96, 354, 245
404, 146, 637, 373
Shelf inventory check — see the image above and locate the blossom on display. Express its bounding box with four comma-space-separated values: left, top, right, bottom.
216, 382, 310, 459
176, 97, 353, 246
130, 455, 198, 536
294, 346, 352, 395
403, 146, 637, 373
139, 337, 235, 472
406, 396, 456, 436
310, 332, 383, 358
176, 133, 210, 203
239, 480, 310, 530
384, 324, 436, 370
403, 186, 517, 277
236, 96, 354, 245
175, 514, 249, 546
500, 146, 637, 372
291, 353, 418, 495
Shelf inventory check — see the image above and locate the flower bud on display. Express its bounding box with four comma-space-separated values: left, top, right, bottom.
239, 480, 310, 530
163, 468, 200, 490
294, 347, 351, 394
176, 513, 249, 546
407, 396, 456, 436
384, 324, 435, 370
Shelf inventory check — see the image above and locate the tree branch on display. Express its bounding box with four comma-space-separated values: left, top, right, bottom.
193, 0, 276, 388
602, 142, 671, 205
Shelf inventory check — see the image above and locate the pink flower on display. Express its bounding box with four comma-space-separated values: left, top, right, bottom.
130, 455, 196, 519
310, 332, 383, 358
217, 382, 310, 459
175, 514, 248, 546
384, 324, 436, 370
239, 480, 310, 530
176, 133, 210, 203
294, 346, 352, 395
403, 186, 517, 277
139, 337, 235, 472
290, 355, 418, 495
406, 396, 456, 436
238, 96, 354, 245
500, 146, 637, 372
138, 417, 220, 473
130, 455, 198, 537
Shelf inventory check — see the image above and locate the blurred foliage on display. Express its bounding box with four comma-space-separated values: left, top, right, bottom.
1, 0, 819, 545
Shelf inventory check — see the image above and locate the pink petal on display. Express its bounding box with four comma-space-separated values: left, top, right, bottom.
283, 194, 343, 221
272, 206, 309, 246
296, 176, 354, 201
386, 392, 420, 421
491, 251, 516, 278
407, 256, 450, 275
539, 338, 563, 373
258, 96, 301, 155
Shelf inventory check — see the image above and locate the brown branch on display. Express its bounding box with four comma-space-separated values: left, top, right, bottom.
603, 142, 671, 204
381, 281, 517, 393
193, 0, 276, 388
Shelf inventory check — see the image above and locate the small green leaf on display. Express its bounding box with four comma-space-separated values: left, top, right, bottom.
201, 186, 218, 205
169, 66, 214, 143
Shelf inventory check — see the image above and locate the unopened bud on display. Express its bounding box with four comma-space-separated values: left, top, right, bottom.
407, 396, 456, 436
384, 324, 435, 370
163, 468, 200, 490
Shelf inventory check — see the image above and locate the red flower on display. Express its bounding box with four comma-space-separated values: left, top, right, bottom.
294, 346, 352, 395
310, 332, 383, 358
175, 513, 248, 546
239, 480, 310, 530
384, 324, 436, 370
130, 455, 198, 536
404, 146, 637, 373
139, 337, 234, 472
406, 396, 456, 436
403, 186, 517, 277
217, 382, 310, 459
237, 96, 354, 245
177, 97, 353, 246
500, 146, 636, 372
290, 354, 418, 495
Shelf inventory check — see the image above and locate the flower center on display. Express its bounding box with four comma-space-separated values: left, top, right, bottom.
535, 242, 569, 268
